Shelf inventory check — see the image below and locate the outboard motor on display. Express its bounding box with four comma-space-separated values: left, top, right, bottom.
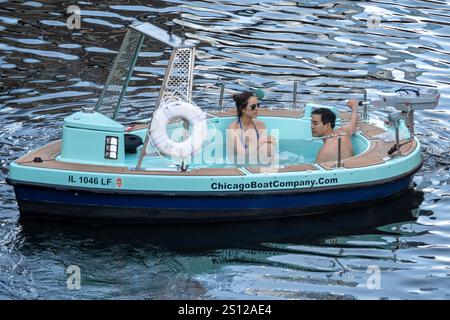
367, 86, 440, 156
364, 86, 440, 141
379, 87, 440, 111
383, 87, 440, 140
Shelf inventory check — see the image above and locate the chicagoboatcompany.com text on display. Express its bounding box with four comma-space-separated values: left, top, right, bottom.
211, 177, 338, 192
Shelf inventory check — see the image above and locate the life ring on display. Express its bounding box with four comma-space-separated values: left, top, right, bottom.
149, 100, 208, 159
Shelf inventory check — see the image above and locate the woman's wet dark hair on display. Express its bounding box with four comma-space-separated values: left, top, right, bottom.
233, 91, 255, 118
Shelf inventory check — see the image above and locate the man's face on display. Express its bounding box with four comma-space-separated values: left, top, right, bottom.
311, 114, 331, 137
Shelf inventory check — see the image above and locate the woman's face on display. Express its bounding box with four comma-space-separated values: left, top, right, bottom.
241, 96, 259, 118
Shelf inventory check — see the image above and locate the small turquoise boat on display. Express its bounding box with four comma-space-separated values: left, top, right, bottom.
6, 22, 439, 223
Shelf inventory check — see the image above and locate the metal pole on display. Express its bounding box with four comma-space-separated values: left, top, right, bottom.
167, 21, 175, 39
395, 123, 400, 155
136, 131, 149, 170
293, 81, 298, 109
219, 82, 225, 112
407, 105, 414, 141
113, 33, 144, 120
362, 89, 369, 121
180, 160, 187, 172
337, 136, 342, 168
181, 21, 186, 45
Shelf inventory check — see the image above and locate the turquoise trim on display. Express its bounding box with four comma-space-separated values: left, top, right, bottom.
65, 111, 124, 132
9, 111, 421, 194
9, 138, 422, 193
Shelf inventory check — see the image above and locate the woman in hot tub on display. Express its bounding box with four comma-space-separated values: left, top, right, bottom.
226, 91, 276, 165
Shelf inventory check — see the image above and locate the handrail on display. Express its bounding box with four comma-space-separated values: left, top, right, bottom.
308, 132, 353, 168
306, 132, 352, 141
293, 81, 298, 109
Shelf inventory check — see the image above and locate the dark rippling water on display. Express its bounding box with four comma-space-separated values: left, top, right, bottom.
0, 0, 449, 299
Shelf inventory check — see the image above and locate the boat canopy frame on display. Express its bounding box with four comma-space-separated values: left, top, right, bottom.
95, 22, 196, 120
92, 22, 197, 170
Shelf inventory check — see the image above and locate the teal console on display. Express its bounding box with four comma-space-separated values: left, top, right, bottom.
59, 109, 125, 166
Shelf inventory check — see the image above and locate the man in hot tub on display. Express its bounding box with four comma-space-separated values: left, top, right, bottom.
311, 99, 359, 163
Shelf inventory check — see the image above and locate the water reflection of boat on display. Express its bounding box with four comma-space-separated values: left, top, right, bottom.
20, 189, 423, 251
7, 22, 437, 223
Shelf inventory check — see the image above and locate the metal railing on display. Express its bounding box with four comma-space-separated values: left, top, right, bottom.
308, 132, 353, 168
95, 29, 144, 119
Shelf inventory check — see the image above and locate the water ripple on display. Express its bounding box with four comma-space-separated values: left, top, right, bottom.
0, 0, 449, 299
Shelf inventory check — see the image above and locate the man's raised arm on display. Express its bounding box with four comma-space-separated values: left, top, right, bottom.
343, 99, 359, 135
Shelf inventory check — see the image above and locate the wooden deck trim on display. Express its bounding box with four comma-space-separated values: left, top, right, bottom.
15, 121, 416, 175
20, 160, 131, 173
128, 167, 245, 176
357, 122, 387, 139
15, 141, 244, 176
210, 108, 304, 118
16, 140, 62, 163
319, 139, 417, 170
339, 112, 351, 122
125, 123, 148, 132
125, 116, 201, 133
246, 164, 317, 174
19, 160, 244, 176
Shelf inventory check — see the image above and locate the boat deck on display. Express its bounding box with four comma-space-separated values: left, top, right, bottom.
15, 110, 418, 176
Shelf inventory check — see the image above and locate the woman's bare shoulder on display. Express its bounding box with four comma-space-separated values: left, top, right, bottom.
254, 119, 266, 129
227, 120, 239, 129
